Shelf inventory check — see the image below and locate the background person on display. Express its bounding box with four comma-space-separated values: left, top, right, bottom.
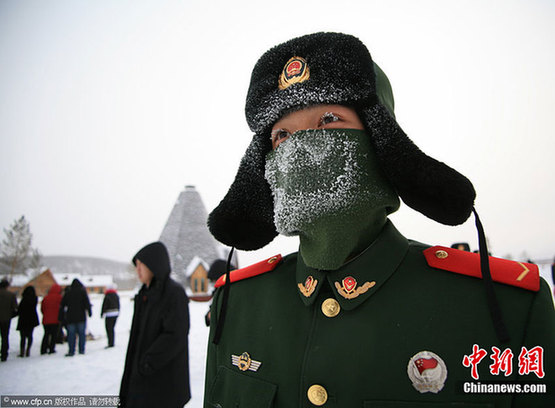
100, 284, 120, 348
119, 241, 191, 408
60, 278, 91, 356
0, 279, 18, 361
40, 283, 62, 354
16, 286, 39, 357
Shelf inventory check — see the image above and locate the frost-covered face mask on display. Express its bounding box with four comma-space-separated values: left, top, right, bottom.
265, 128, 400, 270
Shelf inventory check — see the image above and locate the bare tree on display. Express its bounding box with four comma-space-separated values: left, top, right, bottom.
1, 216, 33, 279
29, 247, 43, 277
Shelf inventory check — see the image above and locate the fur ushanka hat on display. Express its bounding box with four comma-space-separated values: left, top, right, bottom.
208, 32, 476, 251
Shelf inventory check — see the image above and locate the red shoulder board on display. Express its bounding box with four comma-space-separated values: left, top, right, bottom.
214, 255, 282, 288
423, 246, 540, 292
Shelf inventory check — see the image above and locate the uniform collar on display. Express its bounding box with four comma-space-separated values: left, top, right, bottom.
296, 220, 409, 310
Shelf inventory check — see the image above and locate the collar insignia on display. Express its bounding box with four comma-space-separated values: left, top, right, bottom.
232, 352, 262, 372
407, 351, 447, 393
335, 276, 375, 299
298, 275, 318, 297
278, 56, 310, 90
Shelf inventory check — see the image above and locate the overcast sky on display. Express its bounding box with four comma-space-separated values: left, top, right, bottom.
1, 0, 554, 268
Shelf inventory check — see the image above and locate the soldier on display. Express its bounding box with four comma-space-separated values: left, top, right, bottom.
204, 33, 555, 407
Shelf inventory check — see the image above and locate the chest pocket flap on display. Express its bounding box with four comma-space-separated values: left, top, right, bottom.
208, 366, 277, 408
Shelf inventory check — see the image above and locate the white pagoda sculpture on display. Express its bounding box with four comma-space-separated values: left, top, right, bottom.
159, 185, 234, 300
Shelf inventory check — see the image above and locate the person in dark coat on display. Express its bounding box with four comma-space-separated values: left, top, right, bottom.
119, 242, 191, 408
60, 278, 91, 356
16, 286, 39, 357
101, 285, 120, 348
40, 283, 62, 354
0, 279, 18, 361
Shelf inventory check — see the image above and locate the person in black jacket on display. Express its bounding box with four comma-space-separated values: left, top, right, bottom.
16, 286, 39, 357
100, 285, 120, 348
119, 242, 191, 408
0, 279, 18, 361
60, 279, 92, 356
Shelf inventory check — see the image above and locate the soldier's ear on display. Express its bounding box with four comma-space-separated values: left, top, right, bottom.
208, 134, 277, 250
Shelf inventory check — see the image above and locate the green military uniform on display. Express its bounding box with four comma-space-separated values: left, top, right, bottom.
205, 221, 555, 407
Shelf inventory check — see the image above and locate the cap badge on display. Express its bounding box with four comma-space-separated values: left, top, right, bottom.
278, 56, 310, 90
407, 351, 448, 393
335, 276, 375, 299
298, 275, 318, 297
232, 352, 262, 372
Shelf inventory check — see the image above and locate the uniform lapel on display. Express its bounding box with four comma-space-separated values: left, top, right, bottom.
295, 220, 409, 310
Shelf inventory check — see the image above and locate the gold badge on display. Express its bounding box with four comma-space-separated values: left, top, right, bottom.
435, 250, 449, 259
231, 352, 262, 372
278, 56, 310, 90
298, 275, 318, 297
335, 276, 375, 299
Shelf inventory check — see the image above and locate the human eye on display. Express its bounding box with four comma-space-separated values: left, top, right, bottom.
271, 129, 291, 149
319, 112, 340, 127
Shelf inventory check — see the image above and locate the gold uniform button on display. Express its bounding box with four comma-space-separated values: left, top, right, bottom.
435, 250, 449, 259
321, 298, 340, 318
307, 384, 328, 406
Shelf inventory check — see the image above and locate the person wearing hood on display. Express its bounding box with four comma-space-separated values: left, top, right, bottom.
16, 286, 39, 357
204, 33, 555, 407
40, 283, 62, 354
101, 284, 120, 348
60, 278, 92, 356
0, 279, 18, 361
119, 242, 191, 408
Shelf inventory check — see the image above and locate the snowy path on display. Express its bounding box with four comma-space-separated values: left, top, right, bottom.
0, 291, 210, 408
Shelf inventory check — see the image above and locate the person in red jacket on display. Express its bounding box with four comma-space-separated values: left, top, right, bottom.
40, 283, 62, 355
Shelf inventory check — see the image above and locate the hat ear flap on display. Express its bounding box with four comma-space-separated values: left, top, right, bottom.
208, 134, 278, 250
362, 103, 476, 225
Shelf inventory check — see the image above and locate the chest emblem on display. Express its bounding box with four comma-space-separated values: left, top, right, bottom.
407, 351, 448, 393
278, 56, 310, 90
298, 275, 318, 297
334, 276, 375, 299
232, 352, 262, 372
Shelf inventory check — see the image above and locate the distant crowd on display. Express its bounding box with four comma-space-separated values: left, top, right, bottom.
0, 277, 119, 361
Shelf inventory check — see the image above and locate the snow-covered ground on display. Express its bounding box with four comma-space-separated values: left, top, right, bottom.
0, 291, 210, 408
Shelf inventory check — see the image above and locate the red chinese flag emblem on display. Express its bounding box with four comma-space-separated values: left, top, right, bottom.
415, 358, 438, 375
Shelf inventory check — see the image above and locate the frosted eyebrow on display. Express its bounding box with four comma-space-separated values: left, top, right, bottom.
322, 112, 339, 118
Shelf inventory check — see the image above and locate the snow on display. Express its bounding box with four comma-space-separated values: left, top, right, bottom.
0, 291, 210, 408
265, 128, 392, 236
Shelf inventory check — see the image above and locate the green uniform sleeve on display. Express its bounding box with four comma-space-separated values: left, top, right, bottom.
204, 291, 220, 407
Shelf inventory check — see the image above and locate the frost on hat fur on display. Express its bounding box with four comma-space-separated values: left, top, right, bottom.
208, 32, 476, 250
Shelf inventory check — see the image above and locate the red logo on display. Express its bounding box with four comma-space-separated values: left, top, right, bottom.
462, 344, 545, 379
304, 276, 313, 289
415, 358, 439, 375
284, 59, 304, 79
286, 61, 302, 77
278, 56, 310, 90
342, 276, 357, 294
